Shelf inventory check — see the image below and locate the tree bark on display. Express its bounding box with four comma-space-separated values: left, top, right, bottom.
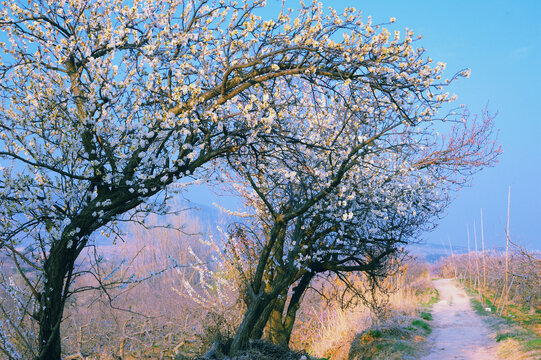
249, 298, 276, 341
268, 298, 288, 346
37, 283, 63, 360
36, 239, 78, 360
230, 294, 269, 354
268, 272, 313, 347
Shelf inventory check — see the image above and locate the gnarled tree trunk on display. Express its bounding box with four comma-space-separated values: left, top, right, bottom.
268, 272, 313, 347
230, 294, 270, 354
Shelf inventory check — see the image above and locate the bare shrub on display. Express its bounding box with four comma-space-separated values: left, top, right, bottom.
58, 209, 243, 359
0, 257, 40, 359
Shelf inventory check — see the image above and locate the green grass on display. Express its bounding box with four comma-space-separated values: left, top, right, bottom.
496, 332, 521, 342
417, 287, 440, 306
525, 338, 541, 351
410, 319, 432, 334
391, 342, 412, 352
470, 297, 491, 317
463, 284, 540, 329
367, 329, 383, 338
494, 329, 541, 354
348, 283, 440, 359
419, 311, 433, 321
348, 327, 418, 360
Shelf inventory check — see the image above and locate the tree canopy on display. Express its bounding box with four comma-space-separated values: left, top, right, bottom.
222, 91, 498, 349
0, 0, 499, 359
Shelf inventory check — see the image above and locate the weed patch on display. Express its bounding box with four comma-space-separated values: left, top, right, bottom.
496, 332, 520, 342
348, 314, 434, 360
525, 338, 541, 350
410, 319, 431, 334
348, 327, 417, 360
417, 287, 439, 306
470, 297, 491, 317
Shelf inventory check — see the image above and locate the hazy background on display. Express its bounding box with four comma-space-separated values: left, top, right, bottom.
331, 0, 541, 250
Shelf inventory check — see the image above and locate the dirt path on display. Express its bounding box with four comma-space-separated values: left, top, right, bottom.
420, 278, 499, 360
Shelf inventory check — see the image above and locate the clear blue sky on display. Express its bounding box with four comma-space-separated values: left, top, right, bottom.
191, 0, 541, 250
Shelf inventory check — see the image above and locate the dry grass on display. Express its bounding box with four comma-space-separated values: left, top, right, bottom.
60, 210, 242, 359
289, 260, 434, 360
306, 304, 373, 359
497, 337, 541, 360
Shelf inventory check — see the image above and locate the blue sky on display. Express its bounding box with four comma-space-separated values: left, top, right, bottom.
190, 0, 540, 250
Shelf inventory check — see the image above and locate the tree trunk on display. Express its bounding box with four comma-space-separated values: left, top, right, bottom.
37, 285, 63, 360
230, 295, 269, 354
249, 298, 276, 341
268, 272, 313, 347
268, 305, 289, 346
230, 272, 298, 353
36, 240, 78, 360
230, 269, 309, 353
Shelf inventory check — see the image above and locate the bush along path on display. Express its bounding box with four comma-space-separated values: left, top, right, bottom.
345, 287, 438, 360
420, 278, 499, 360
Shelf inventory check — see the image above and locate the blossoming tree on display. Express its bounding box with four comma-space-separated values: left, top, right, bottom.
0, 0, 499, 358
222, 85, 499, 351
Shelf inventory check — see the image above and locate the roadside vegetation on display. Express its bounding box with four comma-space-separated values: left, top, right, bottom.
1, 217, 438, 360
306, 260, 438, 360
345, 294, 437, 360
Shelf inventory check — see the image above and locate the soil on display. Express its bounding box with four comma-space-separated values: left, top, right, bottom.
420, 278, 500, 360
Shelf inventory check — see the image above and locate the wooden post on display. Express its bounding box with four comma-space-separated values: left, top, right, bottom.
501, 186, 511, 315
448, 235, 457, 278
467, 225, 472, 284
480, 208, 487, 289
474, 220, 482, 302
440, 237, 450, 276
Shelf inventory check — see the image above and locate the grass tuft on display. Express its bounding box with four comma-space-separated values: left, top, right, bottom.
348, 328, 417, 360
525, 338, 541, 350
496, 332, 520, 342
470, 297, 491, 317
417, 287, 440, 306
367, 329, 383, 338
410, 319, 432, 334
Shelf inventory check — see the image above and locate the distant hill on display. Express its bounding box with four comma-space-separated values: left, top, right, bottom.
405, 240, 526, 263
406, 241, 468, 263
91, 199, 238, 246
